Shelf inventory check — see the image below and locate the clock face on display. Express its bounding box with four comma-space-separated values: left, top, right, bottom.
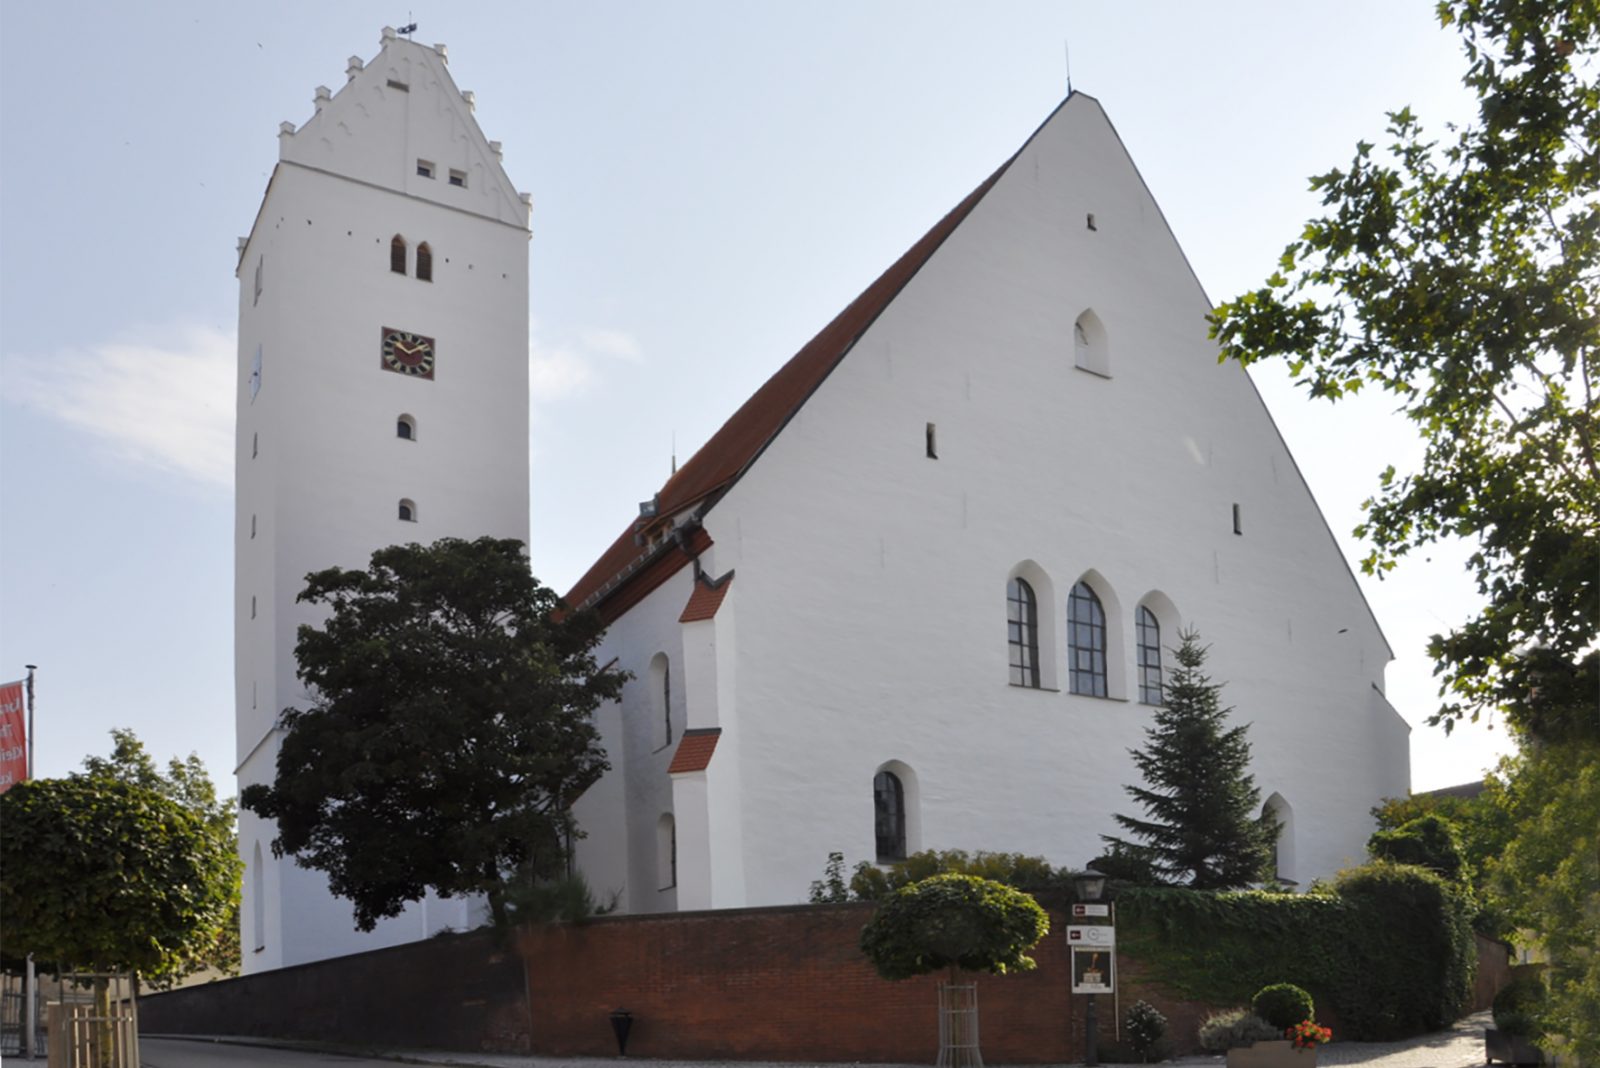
380, 328, 436, 379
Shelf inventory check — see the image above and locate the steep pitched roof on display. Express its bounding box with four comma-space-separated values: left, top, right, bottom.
566, 97, 1074, 614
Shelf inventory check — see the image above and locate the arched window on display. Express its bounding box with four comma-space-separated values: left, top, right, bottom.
874, 770, 906, 861
1074, 309, 1110, 377
1068, 581, 1107, 697
396, 414, 416, 440
1136, 606, 1163, 704
649, 653, 671, 748
416, 242, 433, 282
1007, 577, 1040, 688
398, 498, 416, 522
1263, 794, 1297, 887
657, 813, 677, 890
390, 235, 407, 274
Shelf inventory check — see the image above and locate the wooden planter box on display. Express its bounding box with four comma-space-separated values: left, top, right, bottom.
1486, 1028, 1544, 1066
1227, 1040, 1318, 1068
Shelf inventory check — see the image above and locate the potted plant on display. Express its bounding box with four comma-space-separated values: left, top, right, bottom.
1486, 976, 1546, 1066
1224, 984, 1327, 1068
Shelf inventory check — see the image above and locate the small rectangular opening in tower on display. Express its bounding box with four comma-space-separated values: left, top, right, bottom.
1232, 503, 1243, 535
448, 169, 467, 188
386, 79, 410, 92
926, 422, 938, 459
416, 159, 435, 179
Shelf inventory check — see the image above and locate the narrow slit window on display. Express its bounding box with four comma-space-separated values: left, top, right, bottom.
1086, 213, 1098, 231
1233, 503, 1243, 535
925, 422, 938, 459
416, 242, 433, 282
251, 595, 257, 619
251, 514, 257, 539
252, 432, 258, 458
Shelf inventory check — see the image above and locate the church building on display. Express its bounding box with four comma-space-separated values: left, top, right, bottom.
235, 29, 1411, 970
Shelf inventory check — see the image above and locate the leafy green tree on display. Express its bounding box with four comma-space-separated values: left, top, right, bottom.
1488, 738, 1600, 1062
1, 775, 238, 1055
241, 536, 626, 931
859, 873, 1049, 980
1101, 629, 1276, 889
80, 728, 241, 980
846, 848, 1061, 901
1209, 0, 1599, 734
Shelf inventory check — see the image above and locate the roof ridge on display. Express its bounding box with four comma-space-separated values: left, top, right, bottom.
565, 94, 1080, 612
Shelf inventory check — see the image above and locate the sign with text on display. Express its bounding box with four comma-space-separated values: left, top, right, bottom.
1067, 924, 1115, 947
1071, 903, 1110, 918
0, 680, 26, 794
1071, 946, 1116, 994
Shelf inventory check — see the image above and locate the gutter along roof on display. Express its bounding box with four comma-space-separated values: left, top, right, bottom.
565, 97, 1076, 619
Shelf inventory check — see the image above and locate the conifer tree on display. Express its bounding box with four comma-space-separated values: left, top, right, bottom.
1101, 629, 1275, 889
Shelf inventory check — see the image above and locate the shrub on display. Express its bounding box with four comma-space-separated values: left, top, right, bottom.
848, 848, 1062, 901
858, 873, 1049, 980
1492, 976, 1547, 1040
1124, 1000, 1168, 1061
1252, 983, 1314, 1030
1368, 815, 1466, 881
1198, 1009, 1281, 1052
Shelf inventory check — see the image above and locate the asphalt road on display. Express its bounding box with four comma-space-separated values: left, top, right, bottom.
141, 1037, 422, 1067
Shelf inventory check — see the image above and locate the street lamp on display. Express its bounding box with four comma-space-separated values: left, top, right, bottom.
1072, 868, 1109, 1067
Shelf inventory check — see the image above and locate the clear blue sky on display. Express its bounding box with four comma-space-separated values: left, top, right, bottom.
0, 2, 1515, 792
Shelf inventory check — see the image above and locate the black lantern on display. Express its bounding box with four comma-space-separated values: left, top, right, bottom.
1072, 867, 1108, 903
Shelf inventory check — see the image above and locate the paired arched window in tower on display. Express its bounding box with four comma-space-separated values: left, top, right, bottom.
1068, 581, 1108, 697
390, 235, 436, 280
1007, 577, 1040, 688
873, 770, 906, 862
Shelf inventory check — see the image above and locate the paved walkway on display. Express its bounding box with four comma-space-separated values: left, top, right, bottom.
147, 1011, 1494, 1068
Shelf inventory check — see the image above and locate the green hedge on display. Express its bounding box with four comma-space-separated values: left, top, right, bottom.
1115, 863, 1475, 1040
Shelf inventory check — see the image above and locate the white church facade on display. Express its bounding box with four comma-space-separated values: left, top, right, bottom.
235, 29, 1411, 970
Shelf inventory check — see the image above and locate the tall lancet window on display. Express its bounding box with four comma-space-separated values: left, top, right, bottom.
416, 242, 433, 282
1068, 582, 1108, 697
1007, 577, 1040, 688
874, 771, 906, 861
390, 235, 407, 275
1136, 606, 1163, 705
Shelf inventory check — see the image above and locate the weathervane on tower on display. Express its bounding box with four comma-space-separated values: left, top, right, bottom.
399, 19, 417, 39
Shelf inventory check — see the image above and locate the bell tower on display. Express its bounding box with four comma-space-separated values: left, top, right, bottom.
233, 27, 531, 972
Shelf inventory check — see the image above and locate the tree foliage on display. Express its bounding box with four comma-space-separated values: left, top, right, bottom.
0, 776, 237, 983
858, 873, 1049, 981
809, 848, 1064, 903
1487, 738, 1600, 1061
1368, 814, 1468, 881
240, 537, 625, 932
79, 728, 242, 981
1101, 629, 1276, 889
1210, 0, 1599, 732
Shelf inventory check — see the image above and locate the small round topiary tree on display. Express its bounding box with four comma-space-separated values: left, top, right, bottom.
1124, 1000, 1169, 1062
1252, 983, 1315, 1031
860, 873, 1049, 1067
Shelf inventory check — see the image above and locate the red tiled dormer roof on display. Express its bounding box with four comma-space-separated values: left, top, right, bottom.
667, 727, 722, 775
565, 98, 1066, 617
679, 572, 733, 623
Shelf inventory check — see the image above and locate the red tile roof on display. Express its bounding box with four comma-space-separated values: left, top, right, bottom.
679, 573, 734, 623
667, 728, 722, 774
566, 98, 1064, 617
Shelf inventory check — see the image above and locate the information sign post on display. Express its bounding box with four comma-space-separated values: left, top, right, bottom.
1069, 870, 1114, 1067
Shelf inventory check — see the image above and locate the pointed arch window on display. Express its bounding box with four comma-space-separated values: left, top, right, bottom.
1068, 582, 1107, 697
390, 235, 407, 274
1007, 577, 1040, 688
874, 771, 906, 861
416, 242, 433, 282
1136, 606, 1164, 705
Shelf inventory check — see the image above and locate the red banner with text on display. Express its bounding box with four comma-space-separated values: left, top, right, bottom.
0, 680, 26, 793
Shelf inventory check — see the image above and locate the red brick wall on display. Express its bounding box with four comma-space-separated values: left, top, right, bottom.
519, 901, 1210, 1063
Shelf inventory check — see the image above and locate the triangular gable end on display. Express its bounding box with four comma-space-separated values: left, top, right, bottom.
276, 28, 528, 229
